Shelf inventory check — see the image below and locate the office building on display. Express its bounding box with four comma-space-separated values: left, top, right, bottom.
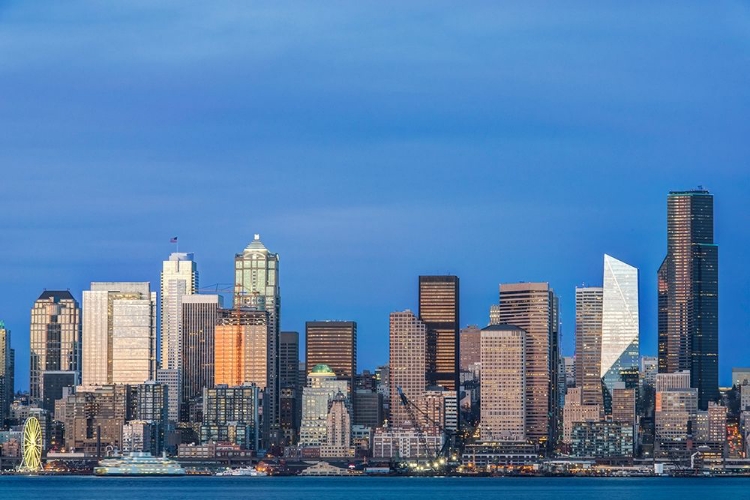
570, 421, 634, 458
321, 392, 353, 457
180, 294, 220, 422
29, 291, 81, 404
563, 356, 576, 388
305, 321, 356, 389
479, 325, 526, 442
658, 189, 718, 410
234, 234, 281, 444
201, 384, 260, 451
299, 364, 349, 447
459, 325, 481, 371
611, 386, 636, 427
419, 276, 459, 392
214, 308, 269, 389
159, 252, 198, 422
494, 283, 560, 449
601, 255, 640, 409
575, 287, 603, 407
389, 310, 426, 428
353, 390, 383, 428
42, 371, 78, 416
82, 282, 156, 386
562, 388, 601, 444
0, 323, 12, 424
279, 331, 300, 444
732, 368, 750, 387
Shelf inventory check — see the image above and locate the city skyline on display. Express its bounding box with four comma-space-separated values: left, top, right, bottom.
1, 2, 749, 389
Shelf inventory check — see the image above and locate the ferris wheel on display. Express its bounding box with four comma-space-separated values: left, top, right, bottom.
20, 416, 43, 472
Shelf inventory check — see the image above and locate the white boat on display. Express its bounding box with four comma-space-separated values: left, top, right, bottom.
216, 466, 267, 477
94, 452, 186, 476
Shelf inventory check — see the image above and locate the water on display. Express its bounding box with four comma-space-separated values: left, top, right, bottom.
1, 476, 748, 500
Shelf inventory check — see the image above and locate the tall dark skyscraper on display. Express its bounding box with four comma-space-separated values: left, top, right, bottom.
305, 321, 356, 389
418, 276, 459, 392
658, 189, 718, 410
180, 294, 220, 422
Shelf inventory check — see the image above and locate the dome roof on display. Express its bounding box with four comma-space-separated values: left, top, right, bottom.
310, 364, 335, 375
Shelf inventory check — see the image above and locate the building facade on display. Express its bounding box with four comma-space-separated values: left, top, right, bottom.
480, 325, 525, 441
305, 321, 356, 390
29, 291, 81, 405
575, 287, 603, 407
494, 283, 560, 450
419, 276, 459, 392
658, 190, 718, 410
82, 282, 156, 387
389, 310, 426, 428
201, 384, 260, 451
180, 294, 220, 422
214, 308, 269, 389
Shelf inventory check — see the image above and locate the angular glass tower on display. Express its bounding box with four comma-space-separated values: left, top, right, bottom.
600, 255, 639, 406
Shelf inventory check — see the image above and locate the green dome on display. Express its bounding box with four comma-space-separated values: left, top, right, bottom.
310, 364, 335, 374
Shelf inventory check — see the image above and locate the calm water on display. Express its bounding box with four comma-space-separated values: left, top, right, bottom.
1, 476, 749, 500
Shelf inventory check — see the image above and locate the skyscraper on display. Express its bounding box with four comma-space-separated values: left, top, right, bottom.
180, 294, 220, 422
214, 308, 269, 389
575, 287, 603, 407
494, 283, 560, 450
160, 252, 198, 421
82, 282, 156, 386
234, 234, 281, 443
389, 310, 426, 428
480, 324, 525, 442
459, 325, 481, 371
419, 276, 459, 392
601, 255, 639, 406
279, 331, 300, 444
0, 322, 12, 424
305, 321, 356, 390
658, 189, 718, 410
29, 290, 81, 404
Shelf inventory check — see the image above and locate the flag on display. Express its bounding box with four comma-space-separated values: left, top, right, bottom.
170, 237, 178, 243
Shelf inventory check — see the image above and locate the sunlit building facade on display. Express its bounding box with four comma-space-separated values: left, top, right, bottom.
601, 255, 640, 407
29, 290, 81, 404
82, 282, 156, 386
214, 308, 268, 389
234, 234, 281, 443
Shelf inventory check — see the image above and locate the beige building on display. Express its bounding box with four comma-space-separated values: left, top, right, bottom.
562, 387, 601, 444
655, 370, 691, 392
655, 388, 698, 443
321, 393, 353, 457
389, 310, 426, 428
574, 287, 603, 407
611, 386, 636, 426
480, 325, 526, 442
493, 283, 560, 448
459, 325, 481, 371
82, 282, 156, 387
372, 426, 443, 459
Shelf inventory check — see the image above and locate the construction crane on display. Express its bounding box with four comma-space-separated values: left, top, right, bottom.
396, 387, 461, 470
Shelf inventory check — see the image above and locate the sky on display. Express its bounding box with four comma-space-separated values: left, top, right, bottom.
1, 1, 749, 390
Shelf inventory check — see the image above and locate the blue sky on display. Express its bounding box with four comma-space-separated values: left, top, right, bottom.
1, 2, 749, 389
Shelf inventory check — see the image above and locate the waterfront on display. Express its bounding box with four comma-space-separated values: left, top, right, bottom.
1, 476, 750, 500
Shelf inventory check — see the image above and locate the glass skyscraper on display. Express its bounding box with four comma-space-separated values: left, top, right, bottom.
418, 276, 459, 392
658, 189, 718, 410
600, 255, 640, 407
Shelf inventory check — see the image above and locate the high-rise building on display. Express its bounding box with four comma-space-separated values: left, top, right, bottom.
321, 392, 352, 457
159, 253, 198, 422
201, 384, 260, 451
562, 388, 601, 444
279, 331, 300, 444
459, 325, 481, 372
42, 371, 78, 416
305, 321, 356, 390
82, 283, 156, 386
388, 310, 426, 428
29, 291, 81, 404
494, 283, 560, 450
214, 308, 269, 389
419, 276, 459, 392
180, 294, 221, 422
0, 323, 12, 424
658, 189, 718, 410
480, 324, 525, 442
234, 234, 280, 444
563, 356, 576, 388
575, 287, 603, 407
299, 365, 349, 447
601, 255, 640, 408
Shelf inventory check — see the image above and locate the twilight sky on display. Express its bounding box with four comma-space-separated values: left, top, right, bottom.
1, 2, 749, 390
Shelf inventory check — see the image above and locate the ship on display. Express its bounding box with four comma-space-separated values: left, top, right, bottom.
94, 452, 186, 476
215, 466, 268, 477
